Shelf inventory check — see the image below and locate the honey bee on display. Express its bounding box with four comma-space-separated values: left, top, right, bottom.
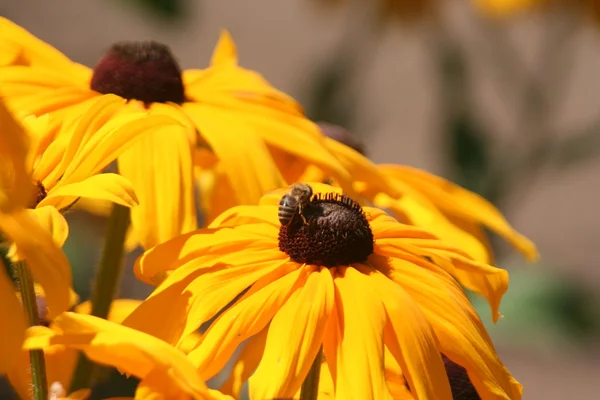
278, 183, 313, 226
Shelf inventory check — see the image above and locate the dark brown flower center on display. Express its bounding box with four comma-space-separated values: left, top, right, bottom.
278, 192, 374, 267
91, 41, 185, 105
404, 355, 480, 399
30, 181, 47, 208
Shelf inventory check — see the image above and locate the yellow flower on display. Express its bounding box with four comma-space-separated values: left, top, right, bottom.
123, 183, 522, 399
474, 0, 600, 20
0, 94, 177, 372
0, 17, 354, 248
311, 124, 538, 264
6, 299, 139, 400
23, 312, 232, 400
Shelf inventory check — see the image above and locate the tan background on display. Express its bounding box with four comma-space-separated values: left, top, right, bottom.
2, 0, 599, 398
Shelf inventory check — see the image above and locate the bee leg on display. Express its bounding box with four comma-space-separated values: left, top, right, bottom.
299, 205, 309, 225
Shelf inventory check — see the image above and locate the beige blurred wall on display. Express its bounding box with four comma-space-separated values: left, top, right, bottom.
3, 0, 600, 398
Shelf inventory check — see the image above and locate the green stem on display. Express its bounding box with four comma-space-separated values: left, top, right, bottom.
300, 346, 323, 400
15, 262, 48, 400
70, 204, 130, 392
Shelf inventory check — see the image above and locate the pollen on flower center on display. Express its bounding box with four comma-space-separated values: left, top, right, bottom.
91, 41, 185, 105
278, 192, 374, 267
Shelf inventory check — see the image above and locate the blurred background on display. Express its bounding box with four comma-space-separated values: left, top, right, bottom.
2, 0, 600, 398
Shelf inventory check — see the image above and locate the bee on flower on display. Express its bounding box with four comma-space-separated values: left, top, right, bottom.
123, 183, 523, 400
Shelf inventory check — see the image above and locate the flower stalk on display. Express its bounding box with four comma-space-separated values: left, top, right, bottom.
300, 346, 323, 400
15, 261, 48, 400
70, 203, 130, 391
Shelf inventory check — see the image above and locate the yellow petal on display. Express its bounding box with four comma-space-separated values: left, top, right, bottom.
28, 205, 69, 247
219, 327, 268, 398
124, 249, 285, 345
362, 265, 452, 400
7, 87, 97, 117
133, 227, 277, 285
325, 137, 400, 198
376, 193, 492, 263
0, 268, 26, 373
74, 299, 142, 324
182, 102, 286, 205
0, 210, 71, 318
40, 94, 126, 186
379, 165, 538, 261
210, 30, 238, 66
0, 66, 89, 96
374, 237, 509, 323
375, 255, 521, 399
0, 17, 81, 70
329, 267, 392, 400
0, 99, 33, 212
41, 173, 138, 211
23, 313, 221, 400
249, 266, 334, 399
59, 111, 181, 187
118, 124, 196, 249
188, 262, 306, 380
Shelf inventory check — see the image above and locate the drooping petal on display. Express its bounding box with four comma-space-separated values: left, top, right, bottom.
58, 111, 181, 187
379, 164, 538, 261
41, 173, 138, 211
39, 94, 126, 187
0, 268, 26, 374
331, 266, 392, 400
375, 238, 509, 322
375, 192, 492, 263
0, 99, 33, 212
182, 102, 286, 205
118, 124, 196, 249
360, 265, 452, 400
249, 266, 334, 399
124, 249, 285, 345
188, 262, 306, 379
0, 210, 70, 318
22, 313, 226, 400
219, 327, 268, 398
374, 255, 521, 400
28, 205, 69, 247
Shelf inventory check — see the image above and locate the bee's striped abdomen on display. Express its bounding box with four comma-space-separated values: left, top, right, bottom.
278, 194, 298, 226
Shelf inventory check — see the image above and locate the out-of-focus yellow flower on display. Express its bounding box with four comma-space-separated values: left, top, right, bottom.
0, 94, 176, 372
123, 183, 522, 399
310, 124, 538, 264
23, 312, 232, 400
475, 0, 600, 21
0, 18, 359, 248
7, 299, 139, 400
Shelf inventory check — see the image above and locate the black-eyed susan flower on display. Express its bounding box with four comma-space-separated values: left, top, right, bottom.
0, 95, 177, 371
0, 18, 355, 247
23, 312, 232, 400
309, 123, 538, 265
123, 183, 523, 399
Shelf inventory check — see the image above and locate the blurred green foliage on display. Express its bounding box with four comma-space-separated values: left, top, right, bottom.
117, 0, 188, 21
